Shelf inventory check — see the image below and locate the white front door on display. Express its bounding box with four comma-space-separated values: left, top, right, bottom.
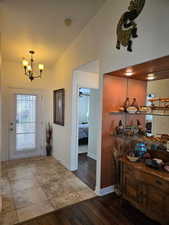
9, 89, 43, 159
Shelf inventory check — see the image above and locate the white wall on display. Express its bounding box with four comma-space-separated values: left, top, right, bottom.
51, 0, 169, 191
88, 89, 100, 160
76, 71, 99, 89
0, 33, 2, 175
52, 69, 99, 167
0, 33, 2, 211
1, 61, 54, 161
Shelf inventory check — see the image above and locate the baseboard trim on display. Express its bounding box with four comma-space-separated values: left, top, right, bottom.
96, 185, 115, 196
87, 152, 96, 160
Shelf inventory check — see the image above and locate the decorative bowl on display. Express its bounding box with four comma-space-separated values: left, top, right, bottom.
164, 165, 169, 173
127, 155, 139, 162
164, 163, 169, 173
145, 159, 161, 170
127, 106, 138, 114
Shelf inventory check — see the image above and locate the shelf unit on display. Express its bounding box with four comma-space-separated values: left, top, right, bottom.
109, 111, 169, 117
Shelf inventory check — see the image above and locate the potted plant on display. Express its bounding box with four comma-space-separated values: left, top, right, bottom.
46, 122, 53, 156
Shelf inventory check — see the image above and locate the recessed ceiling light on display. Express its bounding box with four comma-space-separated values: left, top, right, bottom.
125, 71, 133, 76
147, 73, 155, 80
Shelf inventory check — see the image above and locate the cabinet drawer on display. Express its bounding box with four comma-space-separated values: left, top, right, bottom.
166, 195, 169, 216
142, 174, 169, 193
124, 175, 139, 203
148, 186, 166, 221
124, 175, 146, 207
125, 165, 147, 180
124, 164, 169, 193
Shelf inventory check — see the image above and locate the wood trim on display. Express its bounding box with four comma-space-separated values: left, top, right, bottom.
105, 55, 169, 81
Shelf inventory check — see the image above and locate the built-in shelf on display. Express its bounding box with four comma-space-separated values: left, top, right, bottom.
109, 111, 169, 117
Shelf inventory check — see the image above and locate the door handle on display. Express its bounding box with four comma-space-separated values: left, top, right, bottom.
10, 128, 14, 131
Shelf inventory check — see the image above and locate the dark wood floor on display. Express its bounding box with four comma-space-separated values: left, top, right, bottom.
73, 153, 96, 190
17, 194, 160, 225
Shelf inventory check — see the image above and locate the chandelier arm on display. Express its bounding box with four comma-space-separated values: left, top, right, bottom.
23, 51, 43, 81
31, 74, 41, 78
31, 54, 34, 71
25, 72, 30, 77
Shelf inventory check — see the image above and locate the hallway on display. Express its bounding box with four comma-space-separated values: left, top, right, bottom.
1, 156, 95, 225
73, 153, 96, 190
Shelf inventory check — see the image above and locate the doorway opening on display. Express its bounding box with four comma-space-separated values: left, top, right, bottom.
71, 60, 101, 192
74, 87, 99, 190
8, 88, 45, 160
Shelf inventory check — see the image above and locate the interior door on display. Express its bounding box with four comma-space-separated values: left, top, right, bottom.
9, 89, 42, 159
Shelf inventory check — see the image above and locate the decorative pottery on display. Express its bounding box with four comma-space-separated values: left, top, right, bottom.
164, 165, 169, 173
127, 155, 139, 162
135, 142, 147, 157
127, 106, 138, 114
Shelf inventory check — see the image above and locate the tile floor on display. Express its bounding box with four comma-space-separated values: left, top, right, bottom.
0, 156, 96, 225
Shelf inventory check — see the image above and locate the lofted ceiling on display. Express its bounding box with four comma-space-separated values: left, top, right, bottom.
1, 0, 106, 66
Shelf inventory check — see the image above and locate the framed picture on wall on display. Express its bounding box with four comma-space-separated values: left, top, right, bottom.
53, 89, 65, 126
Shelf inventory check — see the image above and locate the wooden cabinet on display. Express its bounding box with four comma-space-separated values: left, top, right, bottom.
166, 195, 169, 223
121, 159, 169, 225
124, 175, 146, 209
147, 185, 166, 222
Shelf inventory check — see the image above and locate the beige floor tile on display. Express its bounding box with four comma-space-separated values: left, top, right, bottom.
50, 191, 83, 210
1, 210, 19, 225
1, 169, 8, 178
36, 173, 60, 186
77, 188, 96, 201
2, 156, 95, 223
0, 178, 12, 196
7, 167, 36, 181
36, 168, 59, 177
41, 180, 74, 199
10, 177, 39, 193
3, 159, 27, 169
67, 176, 89, 192
1, 194, 15, 213
13, 186, 48, 209
17, 201, 54, 223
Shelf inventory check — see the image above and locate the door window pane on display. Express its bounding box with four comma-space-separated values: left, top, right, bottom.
16, 134, 36, 151
16, 95, 37, 151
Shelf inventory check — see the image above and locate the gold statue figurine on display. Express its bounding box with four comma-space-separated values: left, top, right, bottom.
116, 0, 145, 52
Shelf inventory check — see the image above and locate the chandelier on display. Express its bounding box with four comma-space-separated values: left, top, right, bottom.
22, 50, 44, 81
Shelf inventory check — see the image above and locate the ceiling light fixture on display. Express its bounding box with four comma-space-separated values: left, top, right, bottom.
147, 73, 155, 80
125, 71, 133, 76
64, 18, 72, 27
22, 50, 44, 81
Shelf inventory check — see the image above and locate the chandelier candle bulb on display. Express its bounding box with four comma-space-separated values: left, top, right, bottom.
38, 64, 44, 71
27, 65, 32, 71
22, 59, 28, 67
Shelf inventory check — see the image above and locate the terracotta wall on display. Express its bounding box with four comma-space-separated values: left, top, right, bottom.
101, 75, 147, 188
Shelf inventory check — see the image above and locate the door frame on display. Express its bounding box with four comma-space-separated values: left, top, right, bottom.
8, 88, 45, 160
70, 67, 102, 194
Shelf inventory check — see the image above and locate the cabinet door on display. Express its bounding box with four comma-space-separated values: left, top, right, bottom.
147, 185, 166, 222
165, 195, 169, 223
124, 175, 146, 207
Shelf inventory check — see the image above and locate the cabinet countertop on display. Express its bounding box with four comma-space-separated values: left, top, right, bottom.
120, 157, 169, 182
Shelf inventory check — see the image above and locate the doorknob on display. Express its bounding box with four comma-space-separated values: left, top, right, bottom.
10, 128, 14, 131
